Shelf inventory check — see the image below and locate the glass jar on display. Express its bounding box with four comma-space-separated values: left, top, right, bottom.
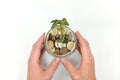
45, 25, 77, 58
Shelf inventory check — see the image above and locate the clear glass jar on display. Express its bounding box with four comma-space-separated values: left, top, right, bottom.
45, 25, 77, 58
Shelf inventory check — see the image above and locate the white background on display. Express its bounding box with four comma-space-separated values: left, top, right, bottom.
0, 0, 120, 80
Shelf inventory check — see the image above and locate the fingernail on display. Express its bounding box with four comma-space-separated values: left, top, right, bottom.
61, 58, 66, 62
43, 32, 45, 35
55, 58, 60, 63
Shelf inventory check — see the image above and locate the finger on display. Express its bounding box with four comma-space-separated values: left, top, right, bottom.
75, 31, 91, 60
76, 44, 81, 53
30, 33, 45, 63
47, 58, 60, 77
40, 46, 46, 59
33, 33, 45, 50
61, 58, 77, 77
75, 31, 86, 45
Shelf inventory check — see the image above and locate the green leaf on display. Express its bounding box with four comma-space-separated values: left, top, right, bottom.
61, 18, 69, 25
51, 20, 59, 29
60, 34, 68, 43
51, 18, 69, 29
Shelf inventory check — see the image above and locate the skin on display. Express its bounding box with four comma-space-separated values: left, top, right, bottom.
61, 31, 96, 80
27, 33, 60, 80
27, 31, 96, 80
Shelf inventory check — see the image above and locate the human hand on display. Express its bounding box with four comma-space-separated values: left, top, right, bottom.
61, 31, 96, 80
27, 33, 60, 80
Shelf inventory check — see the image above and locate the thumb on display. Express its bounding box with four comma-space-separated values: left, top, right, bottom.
47, 58, 60, 77
61, 58, 77, 77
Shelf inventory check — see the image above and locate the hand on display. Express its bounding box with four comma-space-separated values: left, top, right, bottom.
61, 31, 96, 80
27, 33, 60, 80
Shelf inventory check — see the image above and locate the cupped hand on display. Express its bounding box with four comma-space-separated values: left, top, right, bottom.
27, 33, 60, 80
61, 31, 96, 80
